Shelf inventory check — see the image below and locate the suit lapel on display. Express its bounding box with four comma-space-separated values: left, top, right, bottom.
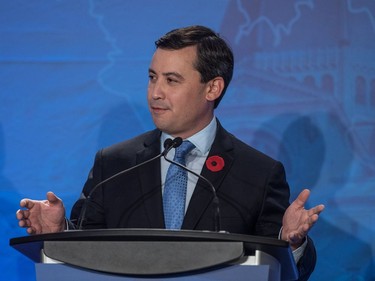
137, 130, 165, 228
182, 122, 234, 230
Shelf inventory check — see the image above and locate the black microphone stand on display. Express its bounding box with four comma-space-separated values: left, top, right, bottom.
77, 138, 181, 229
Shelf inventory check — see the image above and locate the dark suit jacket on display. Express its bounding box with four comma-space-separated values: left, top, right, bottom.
70, 121, 316, 280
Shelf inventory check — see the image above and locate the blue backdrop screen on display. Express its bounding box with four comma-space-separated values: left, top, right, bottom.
1, 1, 374, 280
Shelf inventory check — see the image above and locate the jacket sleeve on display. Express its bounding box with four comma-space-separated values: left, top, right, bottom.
296, 236, 317, 281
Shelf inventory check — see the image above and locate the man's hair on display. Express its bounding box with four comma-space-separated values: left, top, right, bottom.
155, 25, 234, 108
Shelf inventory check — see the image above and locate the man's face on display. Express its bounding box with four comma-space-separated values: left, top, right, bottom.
147, 46, 214, 139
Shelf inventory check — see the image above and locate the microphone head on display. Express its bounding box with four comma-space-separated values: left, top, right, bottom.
163, 137, 183, 150
172, 137, 183, 148
162, 137, 183, 157
164, 138, 173, 149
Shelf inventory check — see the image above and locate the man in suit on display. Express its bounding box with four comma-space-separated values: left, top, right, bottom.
17, 25, 324, 280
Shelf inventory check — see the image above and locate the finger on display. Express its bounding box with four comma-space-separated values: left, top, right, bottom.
18, 209, 30, 220
294, 189, 311, 207
19, 199, 26, 207
303, 213, 321, 232
26, 227, 36, 235
20, 199, 34, 209
16, 210, 24, 220
46, 191, 60, 205
17, 210, 29, 220
18, 219, 26, 227
316, 204, 325, 213
307, 204, 325, 216
309, 213, 322, 225
18, 217, 28, 227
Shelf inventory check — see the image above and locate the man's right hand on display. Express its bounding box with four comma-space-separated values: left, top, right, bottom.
16, 191, 66, 235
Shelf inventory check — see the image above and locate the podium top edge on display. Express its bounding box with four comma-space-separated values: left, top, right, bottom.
10, 228, 288, 248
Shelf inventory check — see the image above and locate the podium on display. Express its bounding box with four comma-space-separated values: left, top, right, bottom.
10, 229, 298, 281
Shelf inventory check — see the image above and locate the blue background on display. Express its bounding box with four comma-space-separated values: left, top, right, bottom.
1, 0, 374, 280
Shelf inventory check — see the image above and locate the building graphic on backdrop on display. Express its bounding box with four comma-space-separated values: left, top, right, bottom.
221, 0, 375, 175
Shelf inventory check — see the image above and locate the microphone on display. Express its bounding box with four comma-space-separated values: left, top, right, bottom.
77, 137, 181, 229
163, 142, 221, 232
162, 137, 182, 156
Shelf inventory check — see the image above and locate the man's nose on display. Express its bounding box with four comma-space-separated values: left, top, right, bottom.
150, 80, 165, 100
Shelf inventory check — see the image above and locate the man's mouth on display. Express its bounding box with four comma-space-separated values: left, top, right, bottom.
150, 104, 168, 114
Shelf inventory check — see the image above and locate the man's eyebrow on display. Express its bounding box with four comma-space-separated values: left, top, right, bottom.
148, 68, 184, 80
163, 72, 184, 80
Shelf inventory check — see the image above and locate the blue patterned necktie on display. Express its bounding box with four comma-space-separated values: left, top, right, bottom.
163, 140, 195, 230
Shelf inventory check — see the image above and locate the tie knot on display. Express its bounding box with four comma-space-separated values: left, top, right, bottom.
175, 140, 195, 159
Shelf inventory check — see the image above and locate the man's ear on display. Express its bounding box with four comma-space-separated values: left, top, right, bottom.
206, 77, 225, 102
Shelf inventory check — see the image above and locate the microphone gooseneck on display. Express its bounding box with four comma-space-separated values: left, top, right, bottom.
163, 144, 221, 232
77, 137, 180, 229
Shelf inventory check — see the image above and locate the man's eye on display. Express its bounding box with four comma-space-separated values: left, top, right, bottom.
167, 77, 178, 83
149, 75, 156, 81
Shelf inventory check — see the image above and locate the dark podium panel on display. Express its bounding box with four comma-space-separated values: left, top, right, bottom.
10, 229, 298, 280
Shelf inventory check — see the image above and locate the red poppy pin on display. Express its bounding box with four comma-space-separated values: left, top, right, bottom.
206, 155, 225, 172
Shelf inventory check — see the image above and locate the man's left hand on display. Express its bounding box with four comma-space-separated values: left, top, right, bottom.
282, 189, 325, 250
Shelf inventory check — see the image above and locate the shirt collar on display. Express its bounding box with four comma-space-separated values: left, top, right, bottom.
161, 117, 217, 155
